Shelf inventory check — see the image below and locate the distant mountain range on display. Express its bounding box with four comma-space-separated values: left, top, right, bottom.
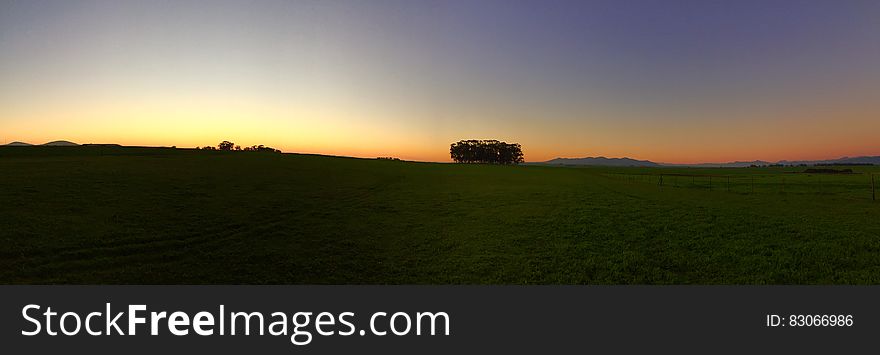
540, 156, 880, 167
777, 156, 880, 166
543, 156, 661, 167
4, 140, 78, 147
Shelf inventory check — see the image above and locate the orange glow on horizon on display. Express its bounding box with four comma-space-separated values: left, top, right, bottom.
1, 75, 878, 164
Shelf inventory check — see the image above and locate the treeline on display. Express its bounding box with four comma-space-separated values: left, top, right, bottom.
450, 139, 523, 164
196, 141, 281, 153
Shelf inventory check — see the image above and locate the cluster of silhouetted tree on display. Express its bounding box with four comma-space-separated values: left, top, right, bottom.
241, 144, 281, 153
450, 139, 523, 164
196, 141, 281, 153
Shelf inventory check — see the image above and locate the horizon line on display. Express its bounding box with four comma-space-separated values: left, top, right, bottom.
3, 139, 879, 166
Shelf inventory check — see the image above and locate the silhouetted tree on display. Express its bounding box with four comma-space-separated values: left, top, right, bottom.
242, 144, 281, 153
198, 141, 280, 153
450, 139, 523, 164
218, 141, 235, 151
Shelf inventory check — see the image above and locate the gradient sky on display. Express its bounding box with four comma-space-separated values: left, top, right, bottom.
1, 0, 879, 163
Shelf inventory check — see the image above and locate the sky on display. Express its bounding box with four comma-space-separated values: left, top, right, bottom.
1, 0, 879, 163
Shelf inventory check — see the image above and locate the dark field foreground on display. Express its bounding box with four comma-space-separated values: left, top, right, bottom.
2, 146, 879, 284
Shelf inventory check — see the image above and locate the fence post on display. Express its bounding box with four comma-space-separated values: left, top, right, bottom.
782, 177, 785, 193
659, 174, 663, 187
872, 174, 876, 201
751, 176, 754, 194
726, 176, 730, 192
709, 176, 712, 191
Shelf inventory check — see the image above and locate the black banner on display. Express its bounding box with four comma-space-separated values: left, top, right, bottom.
2, 286, 876, 353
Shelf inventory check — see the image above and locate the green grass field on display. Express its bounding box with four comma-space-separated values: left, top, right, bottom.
2, 146, 879, 284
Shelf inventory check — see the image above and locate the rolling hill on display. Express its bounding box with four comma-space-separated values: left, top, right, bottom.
4, 140, 79, 147
41, 140, 79, 146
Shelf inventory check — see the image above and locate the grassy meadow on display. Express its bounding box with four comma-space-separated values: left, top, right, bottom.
1, 146, 879, 284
